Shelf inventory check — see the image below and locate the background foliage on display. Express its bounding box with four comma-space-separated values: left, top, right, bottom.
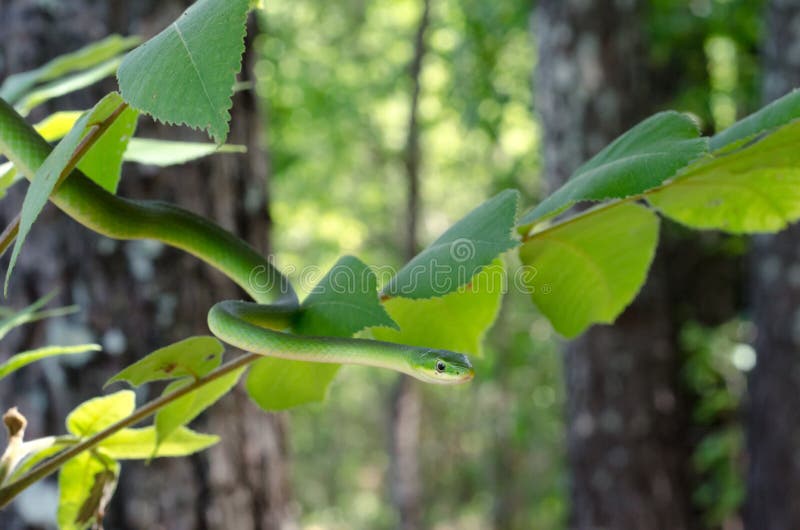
0, 0, 788, 529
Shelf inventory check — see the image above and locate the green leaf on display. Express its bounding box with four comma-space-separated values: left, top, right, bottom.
77, 105, 138, 193
0, 344, 100, 381
245, 256, 393, 410
519, 202, 660, 338
57, 451, 118, 530
155, 366, 245, 450
5, 92, 129, 294
382, 189, 519, 300
710, 88, 800, 152
519, 112, 708, 226
372, 261, 505, 356
16, 58, 122, 116
66, 390, 135, 437
116, 0, 251, 143
32, 111, 85, 141
25, 104, 139, 193
0, 291, 78, 341
99, 426, 218, 459
124, 138, 246, 166
246, 359, 340, 411
294, 255, 397, 336
648, 120, 800, 233
0, 34, 139, 104
106, 336, 224, 388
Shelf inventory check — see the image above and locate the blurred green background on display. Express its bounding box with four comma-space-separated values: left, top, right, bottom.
0, 0, 783, 528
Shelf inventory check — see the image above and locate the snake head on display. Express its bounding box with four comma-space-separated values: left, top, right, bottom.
412, 348, 475, 384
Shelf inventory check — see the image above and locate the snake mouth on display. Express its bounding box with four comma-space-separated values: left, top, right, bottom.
443, 367, 475, 385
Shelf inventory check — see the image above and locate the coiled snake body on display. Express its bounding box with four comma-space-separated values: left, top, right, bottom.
0, 99, 474, 385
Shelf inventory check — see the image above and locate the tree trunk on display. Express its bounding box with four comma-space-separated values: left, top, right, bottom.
388, 1, 430, 528
535, 1, 699, 528
0, 2, 295, 529
745, 1, 800, 528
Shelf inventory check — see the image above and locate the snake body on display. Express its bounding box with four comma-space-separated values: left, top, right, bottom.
0, 98, 474, 385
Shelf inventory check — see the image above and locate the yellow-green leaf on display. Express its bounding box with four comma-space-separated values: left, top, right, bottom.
155, 366, 245, 449
245, 256, 393, 410
106, 336, 224, 388
57, 451, 118, 530
648, 120, 800, 233
99, 426, 219, 459
372, 261, 505, 356
66, 390, 135, 437
519, 203, 659, 338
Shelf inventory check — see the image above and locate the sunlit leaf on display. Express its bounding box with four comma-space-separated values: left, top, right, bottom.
57, 451, 118, 530
12, 112, 241, 170
154, 366, 245, 450
382, 189, 519, 299
9, 440, 64, 482
66, 390, 135, 437
0, 112, 86, 197
105, 336, 224, 388
124, 138, 245, 166
0, 34, 139, 104
99, 426, 218, 459
372, 261, 505, 356
117, 0, 251, 142
0, 162, 17, 198
16, 59, 122, 116
246, 359, 339, 411
0, 344, 100, 381
77, 105, 138, 193
518, 112, 707, 226
519, 203, 660, 338
34, 111, 84, 141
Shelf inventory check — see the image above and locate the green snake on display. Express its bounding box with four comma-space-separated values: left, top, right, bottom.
0, 98, 474, 384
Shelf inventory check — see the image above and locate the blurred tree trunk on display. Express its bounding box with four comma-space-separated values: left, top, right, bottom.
535, 1, 700, 528
389, 1, 430, 529
0, 1, 295, 529
745, 1, 800, 528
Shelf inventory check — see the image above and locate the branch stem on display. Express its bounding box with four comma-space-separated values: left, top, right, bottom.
0, 351, 260, 508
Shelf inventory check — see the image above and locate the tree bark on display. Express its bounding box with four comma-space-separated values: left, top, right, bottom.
0, 2, 295, 529
535, 1, 699, 528
745, 1, 800, 528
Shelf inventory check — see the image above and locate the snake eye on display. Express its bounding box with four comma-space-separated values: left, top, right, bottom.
435, 360, 446, 373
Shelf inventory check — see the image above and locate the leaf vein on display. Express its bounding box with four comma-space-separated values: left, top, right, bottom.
172, 23, 217, 124
530, 235, 613, 308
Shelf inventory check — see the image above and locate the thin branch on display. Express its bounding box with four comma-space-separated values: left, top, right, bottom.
0, 351, 260, 508
403, 0, 431, 261
518, 186, 673, 244
0, 214, 20, 259
54, 102, 129, 191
